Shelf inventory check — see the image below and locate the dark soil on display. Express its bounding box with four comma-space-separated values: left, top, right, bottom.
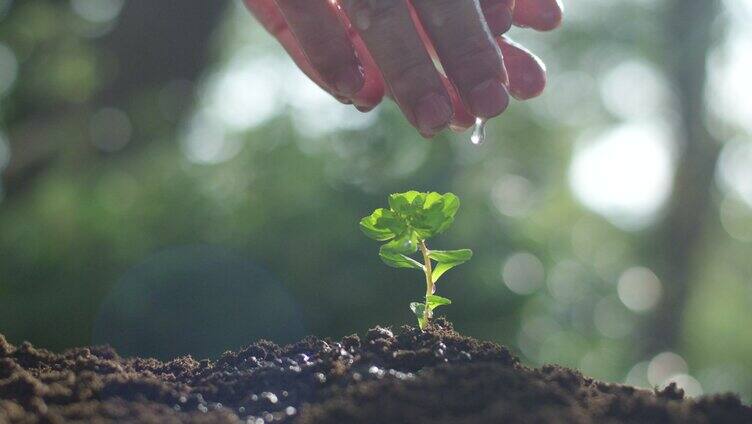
1, 319, 749, 423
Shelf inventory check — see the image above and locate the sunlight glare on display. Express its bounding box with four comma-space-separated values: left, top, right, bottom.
569, 122, 674, 230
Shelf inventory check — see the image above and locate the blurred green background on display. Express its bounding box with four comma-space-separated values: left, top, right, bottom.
1, 0, 751, 401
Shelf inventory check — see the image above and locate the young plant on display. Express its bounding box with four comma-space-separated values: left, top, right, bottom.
360, 191, 472, 330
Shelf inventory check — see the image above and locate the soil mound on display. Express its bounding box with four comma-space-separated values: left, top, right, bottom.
1, 320, 749, 423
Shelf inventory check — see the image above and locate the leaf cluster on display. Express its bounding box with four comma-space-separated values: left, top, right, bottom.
360, 191, 472, 282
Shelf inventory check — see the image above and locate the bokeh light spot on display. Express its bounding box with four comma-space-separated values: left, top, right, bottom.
719, 196, 752, 242
70, 0, 125, 23
625, 361, 651, 388
717, 138, 752, 208
89, 107, 132, 152
569, 122, 675, 229
594, 296, 634, 339
492, 174, 536, 218
0, 131, 9, 171
0, 42, 18, 96
547, 260, 588, 304
503, 252, 545, 295
661, 374, 703, 398
617, 266, 662, 313
648, 352, 688, 387
600, 59, 669, 120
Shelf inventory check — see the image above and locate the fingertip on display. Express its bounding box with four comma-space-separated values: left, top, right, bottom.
499, 36, 547, 100
513, 0, 563, 32
468, 79, 510, 119
332, 64, 366, 97
351, 69, 385, 110
483, 2, 514, 35
349, 33, 386, 109
413, 92, 453, 137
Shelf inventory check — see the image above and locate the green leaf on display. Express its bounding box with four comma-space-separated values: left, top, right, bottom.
379, 235, 423, 269
423, 192, 443, 209
441, 193, 460, 218
388, 191, 423, 215
429, 249, 473, 282
428, 249, 473, 263
410, 302, 427, 330
383, 233, 419, 254
360, 208, 409, 241
379, 250, 424, 270
413, 205, 447, 238
359, 209, 395, 241
436, 193, 460, 234
408, 192, 461, 239
426, 294, 452, 311
412, 194, 448, 238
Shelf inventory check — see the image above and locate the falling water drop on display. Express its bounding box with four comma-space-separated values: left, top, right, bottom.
470, 117, 487, 145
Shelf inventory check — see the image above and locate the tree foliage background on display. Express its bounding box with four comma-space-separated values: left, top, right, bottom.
1, 0, 751, 401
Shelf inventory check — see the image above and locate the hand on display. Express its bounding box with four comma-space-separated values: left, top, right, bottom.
244, 0, 562, 137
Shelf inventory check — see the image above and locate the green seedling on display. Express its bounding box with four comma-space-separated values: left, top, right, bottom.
360, 191, 473, 330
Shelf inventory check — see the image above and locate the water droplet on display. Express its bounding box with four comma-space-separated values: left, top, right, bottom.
260, 392, 278, 404
470, 117, 487, 145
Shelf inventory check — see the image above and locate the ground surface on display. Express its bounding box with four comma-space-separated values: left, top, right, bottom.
1, 319, 750, 423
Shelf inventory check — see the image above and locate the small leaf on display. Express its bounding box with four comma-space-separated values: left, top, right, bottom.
436, 193, 460, 234
359, 209, 396, 241
429, 249, 473, 282
382, 233, 419, 255
410, 302, 428, 330
379, 236, 423, 270
428, 249, 473, 263
360, 208, 409, 241
413, 202, 447, 238
441, 193, 460, 219
409, 192, 461, 238
388, 191, 422, 215
423, 192, 443, 209
426, 294, 452, 311
379, 250, 424, 270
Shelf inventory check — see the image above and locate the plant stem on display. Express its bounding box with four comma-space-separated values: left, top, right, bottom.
419, 240, 433, 327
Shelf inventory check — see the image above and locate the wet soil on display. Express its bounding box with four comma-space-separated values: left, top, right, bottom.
1, 319, 750, 423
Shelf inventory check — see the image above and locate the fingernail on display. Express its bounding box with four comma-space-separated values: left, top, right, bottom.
468, 79, 510, 118
414, 93, 453, 136
355, 105, 374, 113
333, 64, 365, 97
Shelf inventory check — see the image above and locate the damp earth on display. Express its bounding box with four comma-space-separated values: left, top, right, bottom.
1, 319, 750, 423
